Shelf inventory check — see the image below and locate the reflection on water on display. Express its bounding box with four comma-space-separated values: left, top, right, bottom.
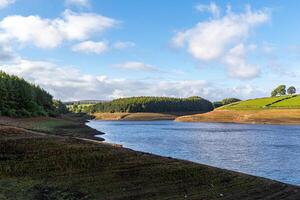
87, 120, 300, 186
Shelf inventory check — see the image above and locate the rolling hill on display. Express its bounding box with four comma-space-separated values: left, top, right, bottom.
177, 95, 300, 124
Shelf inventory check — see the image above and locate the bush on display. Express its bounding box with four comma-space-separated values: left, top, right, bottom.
213, 101, 223, 108
221, 98, 241, 105
18, 109, 32, 117
6, 109, 18, 117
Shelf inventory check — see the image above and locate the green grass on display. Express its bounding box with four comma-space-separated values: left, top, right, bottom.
220, 95, 298, 110
270, 95, 300, 108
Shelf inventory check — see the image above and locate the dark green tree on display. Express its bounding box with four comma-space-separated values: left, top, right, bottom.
0, 71, 65, 117
287, 86, 296, 95
271, 85, 286, 97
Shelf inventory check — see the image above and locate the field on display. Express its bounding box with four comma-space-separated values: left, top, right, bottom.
1, 115, 300, 199
270, 95, 300, 108
220, 95, 297, 110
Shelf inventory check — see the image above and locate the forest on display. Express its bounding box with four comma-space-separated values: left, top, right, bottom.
89, 96, 214, 113
0, 71, 67, 117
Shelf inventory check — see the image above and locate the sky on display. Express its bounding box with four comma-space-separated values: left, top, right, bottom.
0, 0, 299, 101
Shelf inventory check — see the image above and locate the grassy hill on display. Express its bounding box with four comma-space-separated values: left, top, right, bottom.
219, 95, 299, 110
177, 95, 300, 124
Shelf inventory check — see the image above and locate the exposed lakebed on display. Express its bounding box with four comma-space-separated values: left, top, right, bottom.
87, 120, 300, 186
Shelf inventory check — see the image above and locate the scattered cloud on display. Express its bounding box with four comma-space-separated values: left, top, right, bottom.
0, 10, 117, 48
71, 40, 135, 54
113, 41, 136, 49
172, 5, 269, 79
0, 0, 15, 9
72, 41, 108, 54
0, 59, 266, 101
0, 37, 16, 62
224, 43, 260, 79
195, 2, 221, 18
113, 61, 159, 72
65, 0, 89, 7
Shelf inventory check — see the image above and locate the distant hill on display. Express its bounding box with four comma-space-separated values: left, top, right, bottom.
90, 96, 214, 113
64, 100, 108, 105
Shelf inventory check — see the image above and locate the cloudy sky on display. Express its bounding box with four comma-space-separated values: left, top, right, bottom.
0, 0, 299, 101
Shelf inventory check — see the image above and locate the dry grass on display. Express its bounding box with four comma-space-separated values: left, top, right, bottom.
93, 112, 177, 121
176, 109, 300, 124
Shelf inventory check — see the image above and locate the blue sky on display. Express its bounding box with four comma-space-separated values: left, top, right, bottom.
0, 0, 299, 101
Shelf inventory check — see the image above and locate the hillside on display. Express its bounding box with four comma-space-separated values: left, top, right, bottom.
219, 95, 299, 110
90, 96, 213, 114
177, 95, 300, 124
0, 71, 67, 117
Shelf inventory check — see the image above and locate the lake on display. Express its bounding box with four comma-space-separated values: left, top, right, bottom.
87, 120, 300, 186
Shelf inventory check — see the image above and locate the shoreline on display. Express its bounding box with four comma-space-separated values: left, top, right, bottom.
176, 109, 300, 125
2, 114, 300, 199
92, 112, 201, 121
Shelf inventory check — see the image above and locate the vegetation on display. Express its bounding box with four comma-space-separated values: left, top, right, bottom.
287, 86, 296, 95
271, 85, 297, 97
64, 100, 105, 105
1, 116, 299, 199
90, 96, 213, 113
213, 98, 241, 109
68, 103, 93, 113
0, 71, 67, 117
270, 95, 300, 108
219, 95, 296, 110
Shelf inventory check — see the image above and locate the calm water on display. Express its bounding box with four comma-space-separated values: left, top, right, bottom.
87, 120, 300, 186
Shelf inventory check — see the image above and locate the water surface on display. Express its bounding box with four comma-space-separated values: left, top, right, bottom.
87, 120, 300, 186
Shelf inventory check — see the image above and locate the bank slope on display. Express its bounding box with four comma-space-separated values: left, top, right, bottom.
1, 116, 300, 199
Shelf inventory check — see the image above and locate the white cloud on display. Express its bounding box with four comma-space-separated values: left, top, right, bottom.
65, 0, 89, 7
172, 5, 269, 79
72, 41, 108, 54
0, 10, 117, 48
0, 36, 16, 62
113, 41, 135, 49
224, 43, 260, 79
71, 40, 135, 54
0, 59, 268, 101
195, 2, 221, 18
0, 0, 14, 9
113, 61, 159, 72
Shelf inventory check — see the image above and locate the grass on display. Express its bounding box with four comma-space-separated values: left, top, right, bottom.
1, 115, 300, 199
220, 95, 297, 110
270, 95, 300, 108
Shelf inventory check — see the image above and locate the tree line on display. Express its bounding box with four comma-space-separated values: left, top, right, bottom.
88, 96, 214, 113
0, 71, 68, 117
213, 98, 241, 108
